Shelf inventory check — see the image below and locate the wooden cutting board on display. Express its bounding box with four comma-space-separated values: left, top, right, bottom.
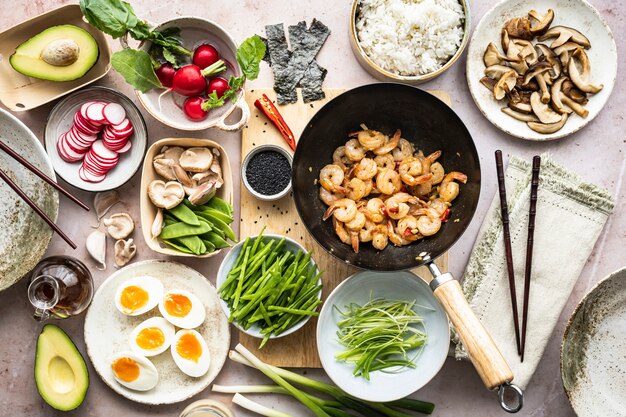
240, 88, 450, 368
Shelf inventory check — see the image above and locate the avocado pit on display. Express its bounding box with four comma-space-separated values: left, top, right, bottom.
41, 39, 80, 66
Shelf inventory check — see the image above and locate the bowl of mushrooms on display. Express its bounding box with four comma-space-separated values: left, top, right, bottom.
466, 0, 617, 141
139, 138, 233, 258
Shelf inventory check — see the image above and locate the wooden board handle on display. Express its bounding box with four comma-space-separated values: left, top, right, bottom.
433, 280, 513, 390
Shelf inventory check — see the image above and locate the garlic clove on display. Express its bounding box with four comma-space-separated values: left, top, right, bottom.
86, 230, 106, 270
94, 191, 121, 225
151, 209, 164, 239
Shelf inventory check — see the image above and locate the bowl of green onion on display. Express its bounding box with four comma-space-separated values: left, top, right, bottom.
317, 270, 450, 402
216, 231, 322, 348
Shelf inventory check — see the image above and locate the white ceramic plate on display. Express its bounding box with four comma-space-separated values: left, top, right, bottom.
216, 234, 321, 340
84, 260, 230, 405
317, 271, 449, 402
44, 86, 148, 192
0, 108, 59, 291
561, 267, 626, 417
466, 0, 617, 141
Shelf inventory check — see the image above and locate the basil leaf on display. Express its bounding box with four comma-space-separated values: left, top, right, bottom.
236, 35, 266, 81
111, 49, 162, 92
79, 0, 135, 38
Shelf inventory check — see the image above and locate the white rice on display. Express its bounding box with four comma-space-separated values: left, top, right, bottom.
356, 0, 465, 76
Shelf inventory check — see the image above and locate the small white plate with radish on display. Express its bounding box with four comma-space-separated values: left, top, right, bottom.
44, 86, 147, 192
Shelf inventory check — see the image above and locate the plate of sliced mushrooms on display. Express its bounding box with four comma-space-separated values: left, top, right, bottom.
466, 0, 617, 141
139, 138, 233, 258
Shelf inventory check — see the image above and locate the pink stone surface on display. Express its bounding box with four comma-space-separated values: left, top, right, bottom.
0, 0, 624, 416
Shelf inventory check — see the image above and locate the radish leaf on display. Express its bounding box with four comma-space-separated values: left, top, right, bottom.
111, 49, 162, 92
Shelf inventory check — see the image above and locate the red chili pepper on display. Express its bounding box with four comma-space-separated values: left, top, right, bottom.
403, 227, 413, 237
441, 208, 450, 222
254, 94, 296, 151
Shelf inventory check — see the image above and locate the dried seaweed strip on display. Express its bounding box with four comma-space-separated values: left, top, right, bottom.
265, 24, 298, 104
259, 36, 271, 65
301, 62, 327, 103
282, 19, 330, 93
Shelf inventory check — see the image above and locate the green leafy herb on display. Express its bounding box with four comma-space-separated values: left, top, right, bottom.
111, 49, 162, 93
236, 35, 266, 80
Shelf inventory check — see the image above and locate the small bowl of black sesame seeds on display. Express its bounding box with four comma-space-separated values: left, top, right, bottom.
242, 144, 293, 201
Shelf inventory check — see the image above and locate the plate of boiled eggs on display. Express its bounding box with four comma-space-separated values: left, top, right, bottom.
84, 260, 230, 404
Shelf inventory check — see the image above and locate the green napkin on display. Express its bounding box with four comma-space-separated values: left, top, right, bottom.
455, 153, 614, 389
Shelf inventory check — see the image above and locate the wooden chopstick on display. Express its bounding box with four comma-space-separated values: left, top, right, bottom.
0, 140, 89, 211
0, 168, 76, 249
520, 156, 541, 362
495, 150, 521, 356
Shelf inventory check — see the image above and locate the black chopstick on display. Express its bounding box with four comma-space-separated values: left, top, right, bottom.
520, 156, 540, 362
0, 140, 89, 211
495, 150, 521, 356
0, 168, 76, 249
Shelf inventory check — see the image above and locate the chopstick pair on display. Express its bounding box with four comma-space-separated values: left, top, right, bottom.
0, 140, 89, 249
495, 150, 540, 362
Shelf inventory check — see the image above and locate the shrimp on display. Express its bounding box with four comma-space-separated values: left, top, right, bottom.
344, 177, 367, 201
397, 215, 423, 242
363, 179, 373, 197
345, 211, 366, 231
345, 139, 366, 162
319, 187, 345, 206
421, 150, 442, 175
364, 198, 385, 223
429, 198, 449, 217
376, 169, 402, 195
373, 129, 401, 155
333, 217, 359, 253
354, 158, 377, 180
387, 219, 412, 246
372, 225, 389, 250
351, 129, 387, 151
333, 146, 352, 170
374, 154, 395, 171
430, 162, 445, 184
319, 164, 347, 193
392, 138, 414, 161
385, 192, 419, 220
399, 157, 432, 186
414, 208, 442, 236
323, 198, 357, 222
439, 172, 468, 203
359, 220, 377, 242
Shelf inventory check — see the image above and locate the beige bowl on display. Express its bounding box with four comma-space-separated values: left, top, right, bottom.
140, 138, 233, 258
349, 0, 470, 84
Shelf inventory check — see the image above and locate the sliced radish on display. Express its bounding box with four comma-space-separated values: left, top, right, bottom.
57, 136, 79, 162
103, 103, 126, 125
87, 150, 118, 167
84, 155, 115, 173
60, 137, 87, 161
70, 127, 97, 143
73, 116, 100, 135
91, 140, 119, 160
79, 102, 97, 120
110, 126, 134, 139
66, 130, 91, 150
79, 165, 106, 183
86, 102, 107, 123
116, 141, 132, 154
110, 118, 131, 131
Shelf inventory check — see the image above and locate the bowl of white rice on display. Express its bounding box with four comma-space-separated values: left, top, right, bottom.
350, 0, 470, 83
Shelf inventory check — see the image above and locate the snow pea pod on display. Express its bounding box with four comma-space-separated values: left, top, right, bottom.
176, 235, 206, 255
200, 239, 216, 253
205, 197, 232, 216
168, 203, 200, 226
199, 212, 236, 242
160, 221, 211, 239
201, 232, 230, 249
162, 239, 194, 254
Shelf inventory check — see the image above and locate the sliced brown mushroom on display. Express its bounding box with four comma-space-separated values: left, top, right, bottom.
509, 100, 533, 114
148, 180, 185, 209
535, 44, 561, 79
502, 107, 540, 122
528, 9, 554, 35
562, 79, 588, 104
553, 42, 581, 68
503, 17, 533, 40
494, 70, 517, 100
516, 75, 539, 92
568, 48, 603, 94
527, 113, 568, 134
508, 90, 533, 113
481, 76, 496, 93
523, 62, 552, 103
501, 29, 511, 53
157, 146, 185, 162
114, 238, 137, 268
506, 41, 529, 74
512, 39, 538, 65
153, 158, 177, 181
550, 77, 573, 114
103, 212, 135, 240
179, 147, 213, 172
530, 91, 561, 124
485, 64, 514, 79
538, 26, 591, 49
484, 42, 516, 67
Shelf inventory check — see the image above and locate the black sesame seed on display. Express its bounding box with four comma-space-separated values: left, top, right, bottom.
245, 150, 291, 196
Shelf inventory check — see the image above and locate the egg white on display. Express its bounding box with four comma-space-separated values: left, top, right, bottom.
114, 276, 164, 316
170, 329, 211, 378
109, 351, 159, 391
129, 316, 175, 357
158, 289, 206, 329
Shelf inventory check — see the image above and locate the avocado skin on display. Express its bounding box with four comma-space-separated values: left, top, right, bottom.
35, 324, 89, 411
10, 24, 99, 82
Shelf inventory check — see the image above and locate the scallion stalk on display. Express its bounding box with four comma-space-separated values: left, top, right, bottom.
232, 393, 292, 417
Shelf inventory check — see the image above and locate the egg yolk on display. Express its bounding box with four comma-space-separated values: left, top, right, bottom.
120, 285, 149, 313
111, 357, 140, 382
136, 327, 165, 350
176, 333, 202, 363
164, 293, 192, 317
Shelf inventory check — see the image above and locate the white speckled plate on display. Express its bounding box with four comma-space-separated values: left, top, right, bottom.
0, 108, 59, 291
84, 260, 230, 405
561, 267, 626, 417
466, 0, 617, 141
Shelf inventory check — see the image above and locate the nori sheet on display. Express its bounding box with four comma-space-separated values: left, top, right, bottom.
265, 23, 297, 104
301, 62, 327, 103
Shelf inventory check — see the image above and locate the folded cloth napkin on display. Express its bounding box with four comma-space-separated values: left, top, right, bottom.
454, 153, 615, 389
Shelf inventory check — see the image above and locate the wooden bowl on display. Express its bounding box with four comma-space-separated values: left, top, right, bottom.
0, 4, 111, 111
140, 138, 233, 258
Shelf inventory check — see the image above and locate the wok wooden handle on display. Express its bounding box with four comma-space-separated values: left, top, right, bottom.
434, 279, 513, 390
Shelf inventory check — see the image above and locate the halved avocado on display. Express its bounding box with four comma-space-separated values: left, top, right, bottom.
35, 324, 89, 411
10, 25, 99, 81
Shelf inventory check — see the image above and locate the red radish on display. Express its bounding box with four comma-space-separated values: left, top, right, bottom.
183, 96, 209, 120
86, 102, 107, 123
193, 44, 219, 69
103, 103, 126, 125
155, 63, 176, 88
207, 77, 230, 98
171, 65, 207, 96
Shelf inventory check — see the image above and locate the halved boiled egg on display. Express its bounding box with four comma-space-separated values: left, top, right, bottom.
114, 276, 163, 316
109, 351, 158, 391
170, 329, 211, 377
129, 316, 175, 357
158, 289, 206, 329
